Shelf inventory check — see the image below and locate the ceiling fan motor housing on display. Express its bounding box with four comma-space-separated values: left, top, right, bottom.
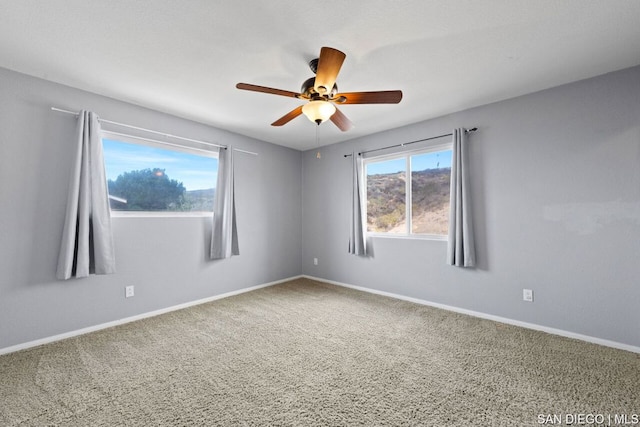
301, 77, 338, 100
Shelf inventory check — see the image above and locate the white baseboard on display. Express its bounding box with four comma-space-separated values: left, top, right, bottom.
303, 275, 640, 354
4, 274, 637, 356
0, 275, 304, 356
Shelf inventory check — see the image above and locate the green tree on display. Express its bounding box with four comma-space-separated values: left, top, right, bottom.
108, 168, 187, 211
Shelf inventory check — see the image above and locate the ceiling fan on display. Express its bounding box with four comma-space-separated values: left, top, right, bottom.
236, 47, 403, 131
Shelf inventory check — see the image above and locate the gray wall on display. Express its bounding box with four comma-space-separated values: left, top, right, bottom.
302, 65, 640, 348
2, 64, 638, 351
0, 68, 303, 349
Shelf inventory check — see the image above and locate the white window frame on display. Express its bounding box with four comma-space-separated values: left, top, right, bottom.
101, 131, 218, 218
364, 141, 452, 240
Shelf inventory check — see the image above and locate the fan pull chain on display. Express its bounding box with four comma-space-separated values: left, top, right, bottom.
315, 124, 321, 159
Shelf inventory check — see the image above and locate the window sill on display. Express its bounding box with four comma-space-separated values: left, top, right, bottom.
110, 211, 212, 218
367, 233, 448, 241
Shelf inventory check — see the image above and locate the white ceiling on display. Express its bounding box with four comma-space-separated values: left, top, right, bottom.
1, 1, 639, 151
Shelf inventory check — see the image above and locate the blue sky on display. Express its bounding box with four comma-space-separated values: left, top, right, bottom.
366, 150, 452, 175
102, 139, 218, 191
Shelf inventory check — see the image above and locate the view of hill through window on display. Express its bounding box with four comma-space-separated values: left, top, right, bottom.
366, 150, 451, 235
102, 139, 218, 212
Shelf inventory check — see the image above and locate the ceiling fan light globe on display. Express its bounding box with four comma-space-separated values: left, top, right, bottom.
302, 100, 336, 124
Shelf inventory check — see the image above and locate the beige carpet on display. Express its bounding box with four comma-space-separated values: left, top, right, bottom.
1, 278, 638, 426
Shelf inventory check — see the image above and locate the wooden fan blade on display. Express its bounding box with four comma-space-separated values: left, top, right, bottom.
271, 105, 304, 126
329, 107, 353, 132
334, 90, 403, 104
236, 83, 302, 99
314, 47, 346, 95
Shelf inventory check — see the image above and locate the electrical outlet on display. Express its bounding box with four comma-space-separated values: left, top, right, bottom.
313, 258, 318, 266
523, 289, 533, 302
125, 286, 135, 298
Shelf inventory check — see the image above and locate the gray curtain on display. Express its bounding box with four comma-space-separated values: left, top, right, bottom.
57, 111, 116, 279
348, 152, 366, 256
210, 146, 239, 259
447, 128, 476, 267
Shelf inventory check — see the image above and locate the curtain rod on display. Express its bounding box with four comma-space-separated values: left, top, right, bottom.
51, 107, 258, 156
343, 127, 477, 157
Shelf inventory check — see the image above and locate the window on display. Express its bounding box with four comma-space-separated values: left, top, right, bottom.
365, 143, 452, 238
101, 133, 218, 215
